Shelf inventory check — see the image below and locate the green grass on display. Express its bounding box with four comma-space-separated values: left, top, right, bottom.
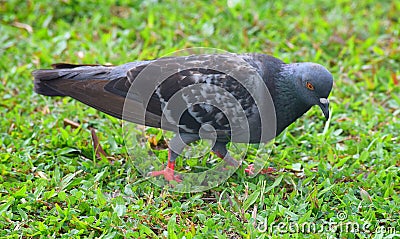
1, 0, 399, 238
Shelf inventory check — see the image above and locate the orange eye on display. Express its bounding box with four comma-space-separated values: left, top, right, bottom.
306, 82, 314, 90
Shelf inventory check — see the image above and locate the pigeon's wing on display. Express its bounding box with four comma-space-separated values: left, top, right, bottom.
33, 54, 266, 136
106, 54, 263, 137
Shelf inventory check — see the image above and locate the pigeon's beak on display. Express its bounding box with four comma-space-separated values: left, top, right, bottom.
319, 98, 330, 120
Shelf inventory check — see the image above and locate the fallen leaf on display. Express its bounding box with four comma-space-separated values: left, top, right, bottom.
63, 118, 80, 129
12, 22, 33, 33
90, 127, 108, 159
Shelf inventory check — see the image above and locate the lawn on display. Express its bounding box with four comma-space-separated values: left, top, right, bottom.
0, 0, 399, 238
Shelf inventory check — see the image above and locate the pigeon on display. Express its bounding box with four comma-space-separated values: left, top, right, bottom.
33, 53, 333, 181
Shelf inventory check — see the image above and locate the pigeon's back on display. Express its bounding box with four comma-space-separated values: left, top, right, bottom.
32, 54, 290, 142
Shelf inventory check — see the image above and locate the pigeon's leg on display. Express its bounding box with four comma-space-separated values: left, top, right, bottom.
212, 141, 241, 167
149, 133, 199, 182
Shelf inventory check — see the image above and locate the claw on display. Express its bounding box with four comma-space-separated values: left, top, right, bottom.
245, 164, 255, 175
245, 164, 276, 175
148, 151, 182, 182
148, 168, 182, 182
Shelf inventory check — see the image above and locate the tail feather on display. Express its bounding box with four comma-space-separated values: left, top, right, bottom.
32, 69, 67, 96
51, 63, 102, 69
32, 63, 113, 96
32, 61, 164, 128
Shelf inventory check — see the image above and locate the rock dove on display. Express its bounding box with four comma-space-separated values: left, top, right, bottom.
33, 53, 333, 181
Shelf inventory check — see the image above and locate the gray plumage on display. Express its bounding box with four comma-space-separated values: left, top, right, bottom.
33, 53, 333, 180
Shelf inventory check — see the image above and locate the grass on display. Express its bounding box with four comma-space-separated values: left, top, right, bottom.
0, 0, 399, 238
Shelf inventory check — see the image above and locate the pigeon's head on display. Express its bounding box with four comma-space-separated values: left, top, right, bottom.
291, 63, 333, 119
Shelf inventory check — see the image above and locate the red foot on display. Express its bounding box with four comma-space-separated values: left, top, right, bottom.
148, 168, 182, 182
245, 164, 276, 175
148, 151, 182, 182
